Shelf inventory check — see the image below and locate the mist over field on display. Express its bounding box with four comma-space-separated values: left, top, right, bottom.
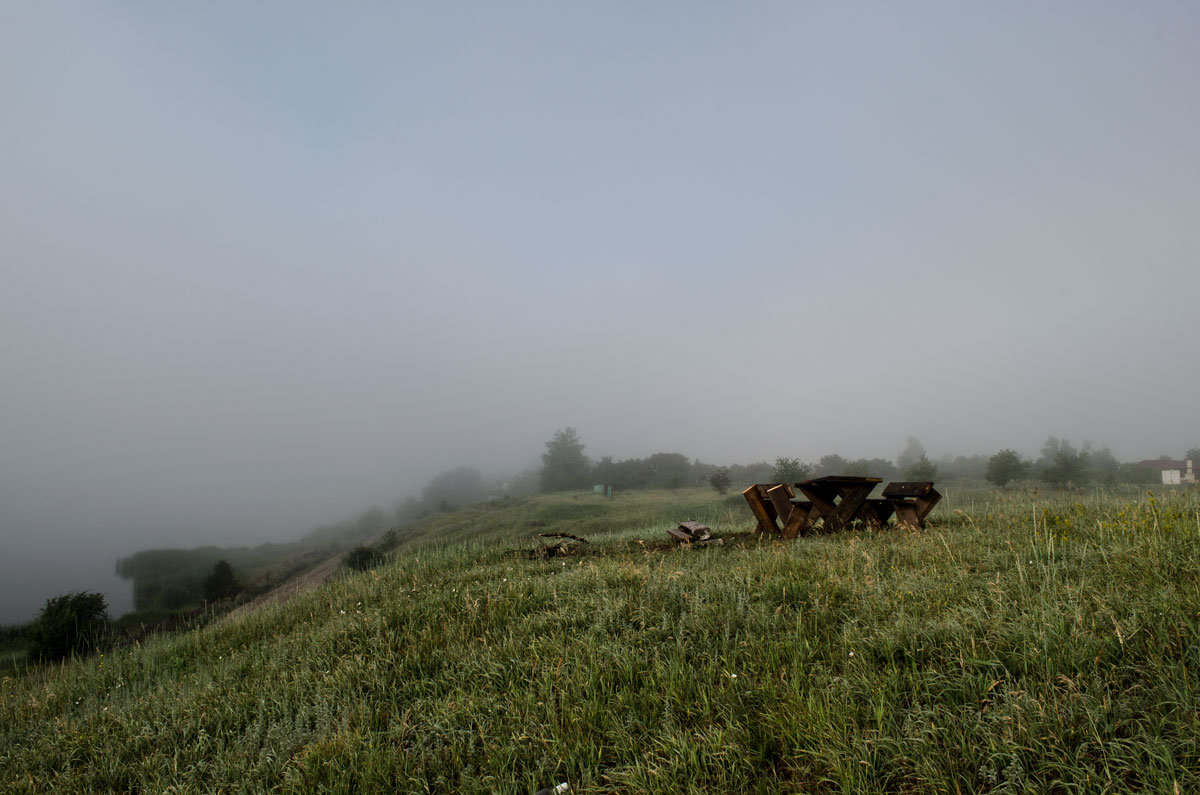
3, 2, 1199, 624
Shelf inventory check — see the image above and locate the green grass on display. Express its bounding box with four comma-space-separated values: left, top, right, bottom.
3, 486, 1199, 792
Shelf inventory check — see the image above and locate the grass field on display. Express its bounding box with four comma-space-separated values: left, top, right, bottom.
3, 485, 1199, 792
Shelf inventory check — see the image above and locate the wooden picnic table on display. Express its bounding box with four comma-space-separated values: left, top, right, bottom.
793, 475, 882, 534
744, 476, 943, 537
865, 481, 943, 530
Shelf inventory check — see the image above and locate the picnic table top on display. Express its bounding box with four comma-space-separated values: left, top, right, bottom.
797, 475, 883, 486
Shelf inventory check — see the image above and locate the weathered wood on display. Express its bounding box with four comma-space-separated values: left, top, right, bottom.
882, 481, 935, 498
795, 476, 881, 533
861, 499, 896, 528
781, 501, 814, 539
743, 485, 780, 533
881, 483, 942, 529
667, 527, 695, 542
892, 502, 922, 530
766, 484, 795, 522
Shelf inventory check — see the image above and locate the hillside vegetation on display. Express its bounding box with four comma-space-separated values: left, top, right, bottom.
3, 486, 1199, 792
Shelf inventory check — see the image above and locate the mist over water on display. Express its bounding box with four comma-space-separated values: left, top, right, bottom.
3, 4, 1199, 624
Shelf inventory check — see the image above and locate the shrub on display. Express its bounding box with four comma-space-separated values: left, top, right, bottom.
28, 591, 108, 661
708, 468, 732, 495
344, 545, 383, 572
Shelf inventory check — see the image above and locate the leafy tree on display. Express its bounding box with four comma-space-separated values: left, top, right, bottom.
905, 454, 938, 481
1120, 461, 1159, 485
643, 452, 693, 489
1186, 446, 1200, 465
896, 437, 927, 473
708, 468, 732, 495
28, 591, 108, 661
986, 449, 1027, 487
771, 457, 810, 483
539, 427, 592, 492
1038, 437, 1088, 487
727, 461, 774, 485
202, 560, 240, 603
816, 454, 848, 476
1087, 446, 1121, 487
937, 454, 988, 482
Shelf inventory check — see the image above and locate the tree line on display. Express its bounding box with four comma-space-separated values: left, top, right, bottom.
535, 429, 1198, 495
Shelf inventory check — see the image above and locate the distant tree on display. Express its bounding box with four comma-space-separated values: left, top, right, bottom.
592, 455, 618, 486
395, 496, 425, 523
1120, 461, 1159, 485
202, 560, 240, 603
896, 437, 927, 473
643, 452, 693, 489
377, 529, 401, 552
986, 449, 1028, 487
1186, 446, 1200, 465
905, 454, 939, 481
1039, 437, 1087, 487
844, 457, 899, 479
938, 454, 988, 482
28, 591, 108, 661
1087, 446, 1121, 487
539, 427, 592, 492
727, 461, 774, 485
771, 457, 810, 483
422, 467, 487, 510
709, 468, 732, 495
816, 454, 848, 475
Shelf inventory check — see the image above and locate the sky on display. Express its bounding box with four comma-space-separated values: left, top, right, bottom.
3, 2, 1199, 623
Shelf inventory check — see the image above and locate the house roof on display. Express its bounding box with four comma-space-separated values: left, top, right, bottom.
1138, 459, 1191, 470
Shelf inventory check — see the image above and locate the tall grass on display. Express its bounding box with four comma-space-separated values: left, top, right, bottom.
3, 487, 1198, 792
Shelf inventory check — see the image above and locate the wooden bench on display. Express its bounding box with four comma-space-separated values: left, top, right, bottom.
865, 481, 942, 530
742, 483, 815, 539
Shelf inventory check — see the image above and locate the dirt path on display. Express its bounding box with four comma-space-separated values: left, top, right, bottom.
222, 549, 348, 622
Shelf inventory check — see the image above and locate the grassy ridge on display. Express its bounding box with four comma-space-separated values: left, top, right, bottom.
3, 487, 1199, 792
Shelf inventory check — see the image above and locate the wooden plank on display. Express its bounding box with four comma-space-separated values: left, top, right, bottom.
766, 484, 795, 521
882, 481, 935, 498
861, 499, 895, 528
802, 475, 883, 486
912, 489, 943, 522
667, 527, 694, 543
781, 502, 814, 539
892, 502, 922, 530
742, 485, 779, 533
823, 484, 875, 532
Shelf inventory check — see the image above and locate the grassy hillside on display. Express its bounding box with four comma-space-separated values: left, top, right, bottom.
3, 486, 1199, 792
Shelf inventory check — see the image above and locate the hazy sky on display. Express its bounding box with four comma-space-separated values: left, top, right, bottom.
3, 3, 1199, 622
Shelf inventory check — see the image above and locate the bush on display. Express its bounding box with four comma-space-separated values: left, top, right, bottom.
344, 545, 383, 572
708, 468, 732, 495
28, 591, 108, 661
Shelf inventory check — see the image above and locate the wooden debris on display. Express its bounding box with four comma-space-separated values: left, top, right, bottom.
532, 532, 588, 559
669, 521, 722, 546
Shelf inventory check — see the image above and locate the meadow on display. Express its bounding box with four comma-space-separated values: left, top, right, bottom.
2, 485, 1198, 793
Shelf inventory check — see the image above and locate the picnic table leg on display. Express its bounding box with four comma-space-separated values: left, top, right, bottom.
743, 485, 779, 534
766, 484, 795, 522
892, 502, 922, 530
861, 500, 894, 529
912, 491, 943, 525
824, 489, 873, 533
781, 503, 814, 539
